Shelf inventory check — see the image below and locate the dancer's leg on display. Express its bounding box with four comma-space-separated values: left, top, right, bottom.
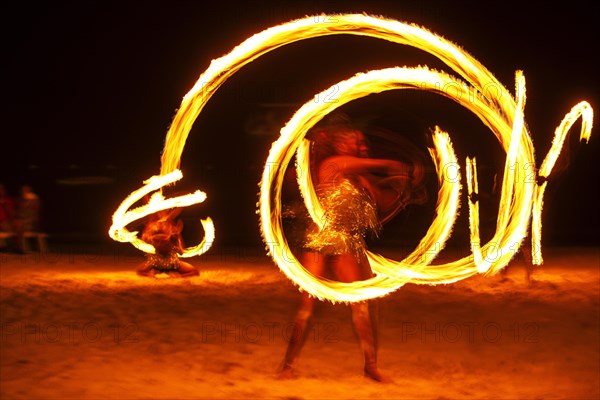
278, 251, 325, 379
331, 253, 392, 383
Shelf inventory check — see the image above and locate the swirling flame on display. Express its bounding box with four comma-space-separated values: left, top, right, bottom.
108, 14, 592, 301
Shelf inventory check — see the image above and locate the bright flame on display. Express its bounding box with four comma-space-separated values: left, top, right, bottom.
109, 169, 214, 257
261, 123, 462, 302
531, 101, 593, 264
109, 14, 592, 300
466, 157, 483, 270
260, 66, 534, 302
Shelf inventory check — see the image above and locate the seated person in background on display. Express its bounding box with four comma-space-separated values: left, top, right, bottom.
0, 183, 16, 250
0, 183, 15, 233
13, 185, 41, 253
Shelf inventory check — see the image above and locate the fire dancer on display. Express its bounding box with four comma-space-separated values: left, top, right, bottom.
137, 206, 199, 278
278, 115, 425, 382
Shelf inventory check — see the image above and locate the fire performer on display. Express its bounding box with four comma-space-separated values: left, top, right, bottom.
278, 114, 426, 382
137, 206, 199, 278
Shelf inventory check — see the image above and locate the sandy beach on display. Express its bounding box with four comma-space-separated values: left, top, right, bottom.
1, 244, 598, 399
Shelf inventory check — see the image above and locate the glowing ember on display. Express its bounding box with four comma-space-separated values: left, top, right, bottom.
109, 14, 592, 301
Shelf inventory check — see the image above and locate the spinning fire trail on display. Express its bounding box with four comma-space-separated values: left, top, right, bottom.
108, 14, 593, 302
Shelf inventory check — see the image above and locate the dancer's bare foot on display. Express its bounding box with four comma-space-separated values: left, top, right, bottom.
364, 365, 393, 383
136, 263, 155, 277
178, 261, 200, 278
276, 363, 296, 380
177, 268, 200, 278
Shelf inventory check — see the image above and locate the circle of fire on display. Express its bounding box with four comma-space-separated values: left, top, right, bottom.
109, 14, 592, 302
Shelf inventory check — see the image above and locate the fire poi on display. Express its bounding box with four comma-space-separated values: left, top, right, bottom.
108, 14, 593, 300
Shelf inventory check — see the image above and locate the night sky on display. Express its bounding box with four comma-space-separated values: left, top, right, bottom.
3, 0, 598, 248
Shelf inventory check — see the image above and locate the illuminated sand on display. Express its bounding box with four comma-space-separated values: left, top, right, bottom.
1, 246, 598, 399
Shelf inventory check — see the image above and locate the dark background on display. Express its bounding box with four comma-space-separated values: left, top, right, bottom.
2, 0, 598, 251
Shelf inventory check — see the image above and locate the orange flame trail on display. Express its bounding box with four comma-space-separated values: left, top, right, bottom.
109, 169, 214, 257
109, 14, 593, 301
531, 102, 593, 265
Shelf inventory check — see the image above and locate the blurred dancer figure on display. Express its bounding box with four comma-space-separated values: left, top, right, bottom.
278, 115, 425, 382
